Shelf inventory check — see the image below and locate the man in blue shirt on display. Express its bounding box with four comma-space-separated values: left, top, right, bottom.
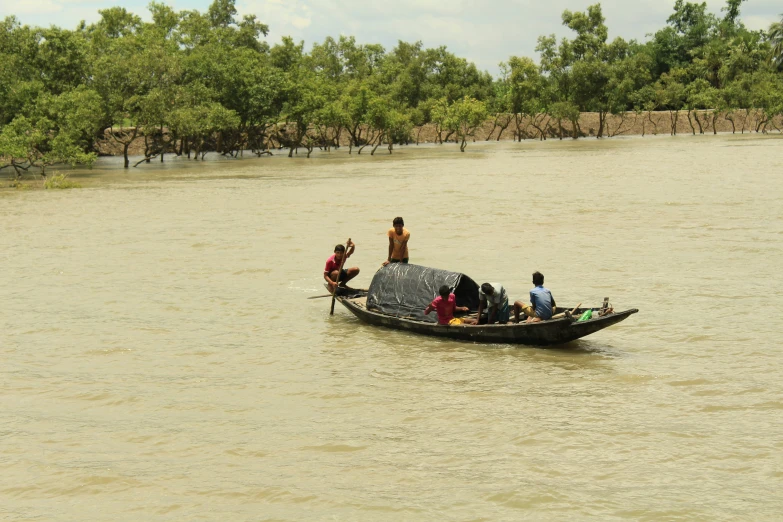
513, 271, 556, 323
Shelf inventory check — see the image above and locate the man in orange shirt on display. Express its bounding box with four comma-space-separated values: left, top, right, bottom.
382, 217, 410, 266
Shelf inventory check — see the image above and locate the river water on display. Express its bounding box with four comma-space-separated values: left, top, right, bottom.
2, 135, 782, 520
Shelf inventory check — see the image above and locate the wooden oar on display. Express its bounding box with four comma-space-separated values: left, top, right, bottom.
330, 237, 350, 316
308, 294, 332, 299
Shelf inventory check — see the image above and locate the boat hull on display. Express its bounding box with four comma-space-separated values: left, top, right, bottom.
335, 295, 638, 346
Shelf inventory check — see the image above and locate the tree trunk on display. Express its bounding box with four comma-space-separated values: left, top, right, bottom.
109, 126, 139, 169
334, 126, 342, 149
370, 132, 385, 155
530, 114, 548, 140
358, 130, 377, 154
347, 125, 359, 154
495, 117, 510, 141
597, 111, 606, 138
607, 112, 631, 137
134, 154, 159, 167
485, 117, 498, 141
144, 135, 151, 163
647, 111, 658, 135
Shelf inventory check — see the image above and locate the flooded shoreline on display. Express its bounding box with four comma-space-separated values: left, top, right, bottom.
4, 131, 782, 193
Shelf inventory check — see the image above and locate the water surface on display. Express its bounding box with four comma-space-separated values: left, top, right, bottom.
2, 136, 782, 520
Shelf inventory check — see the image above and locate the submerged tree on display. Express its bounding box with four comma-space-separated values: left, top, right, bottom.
441, 96, 488, 152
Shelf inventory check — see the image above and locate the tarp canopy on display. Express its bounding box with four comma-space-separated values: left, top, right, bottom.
366, 264, 480, 323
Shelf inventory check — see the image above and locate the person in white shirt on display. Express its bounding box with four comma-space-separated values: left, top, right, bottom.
476, 282, 509, 324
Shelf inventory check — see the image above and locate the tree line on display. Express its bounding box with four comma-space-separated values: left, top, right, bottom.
1, 0, 782, 176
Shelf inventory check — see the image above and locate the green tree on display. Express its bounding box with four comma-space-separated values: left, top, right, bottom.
750, 71, 783, 132
89, 5, 183, 167
657, 68, 687, 135
0, 115, 96, 178
441, 96, 488, 152
536, 4, 630, 138
361, 95, 392, 155
485, 74, 514, 141
684, 79, 721, 133
279, 69, 329, 157
604, 51, 653, 136
340, 81, 372, 153
684, 78, 711, 133
649, 0, 716, 76
503, 56, 546, 140
549, 101, 580, 139
767, 14, 783, 69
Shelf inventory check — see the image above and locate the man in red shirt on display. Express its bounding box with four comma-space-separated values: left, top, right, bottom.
324, 240, 359, 293
424, 285, 476, 325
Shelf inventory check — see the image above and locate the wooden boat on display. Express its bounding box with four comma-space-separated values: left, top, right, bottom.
330, 264, 638, 347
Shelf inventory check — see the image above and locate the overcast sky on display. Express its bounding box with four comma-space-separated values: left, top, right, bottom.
3, 0, 780, 75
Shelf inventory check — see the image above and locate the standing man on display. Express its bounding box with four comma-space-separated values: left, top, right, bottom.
514, 271, 556, 323
324, 241, 359, 294
382, 217, 410, 266
477, 282, 509, 324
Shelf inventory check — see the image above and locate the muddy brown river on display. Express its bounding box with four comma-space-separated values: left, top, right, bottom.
2, 135, 782, 520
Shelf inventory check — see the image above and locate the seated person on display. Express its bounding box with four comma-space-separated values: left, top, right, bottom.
424, 285, 476, 325
514, 271, 556, 323
323, 241, 359, 294
477, 282, 509, 324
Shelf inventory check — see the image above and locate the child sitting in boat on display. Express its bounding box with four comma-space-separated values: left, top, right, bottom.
424, 285, 476, 325
324, 241, 360, 294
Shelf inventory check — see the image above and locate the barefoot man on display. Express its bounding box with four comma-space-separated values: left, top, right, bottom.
324, 241, 359, 294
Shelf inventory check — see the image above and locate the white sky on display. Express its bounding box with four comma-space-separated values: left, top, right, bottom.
2, 0, 780, 75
